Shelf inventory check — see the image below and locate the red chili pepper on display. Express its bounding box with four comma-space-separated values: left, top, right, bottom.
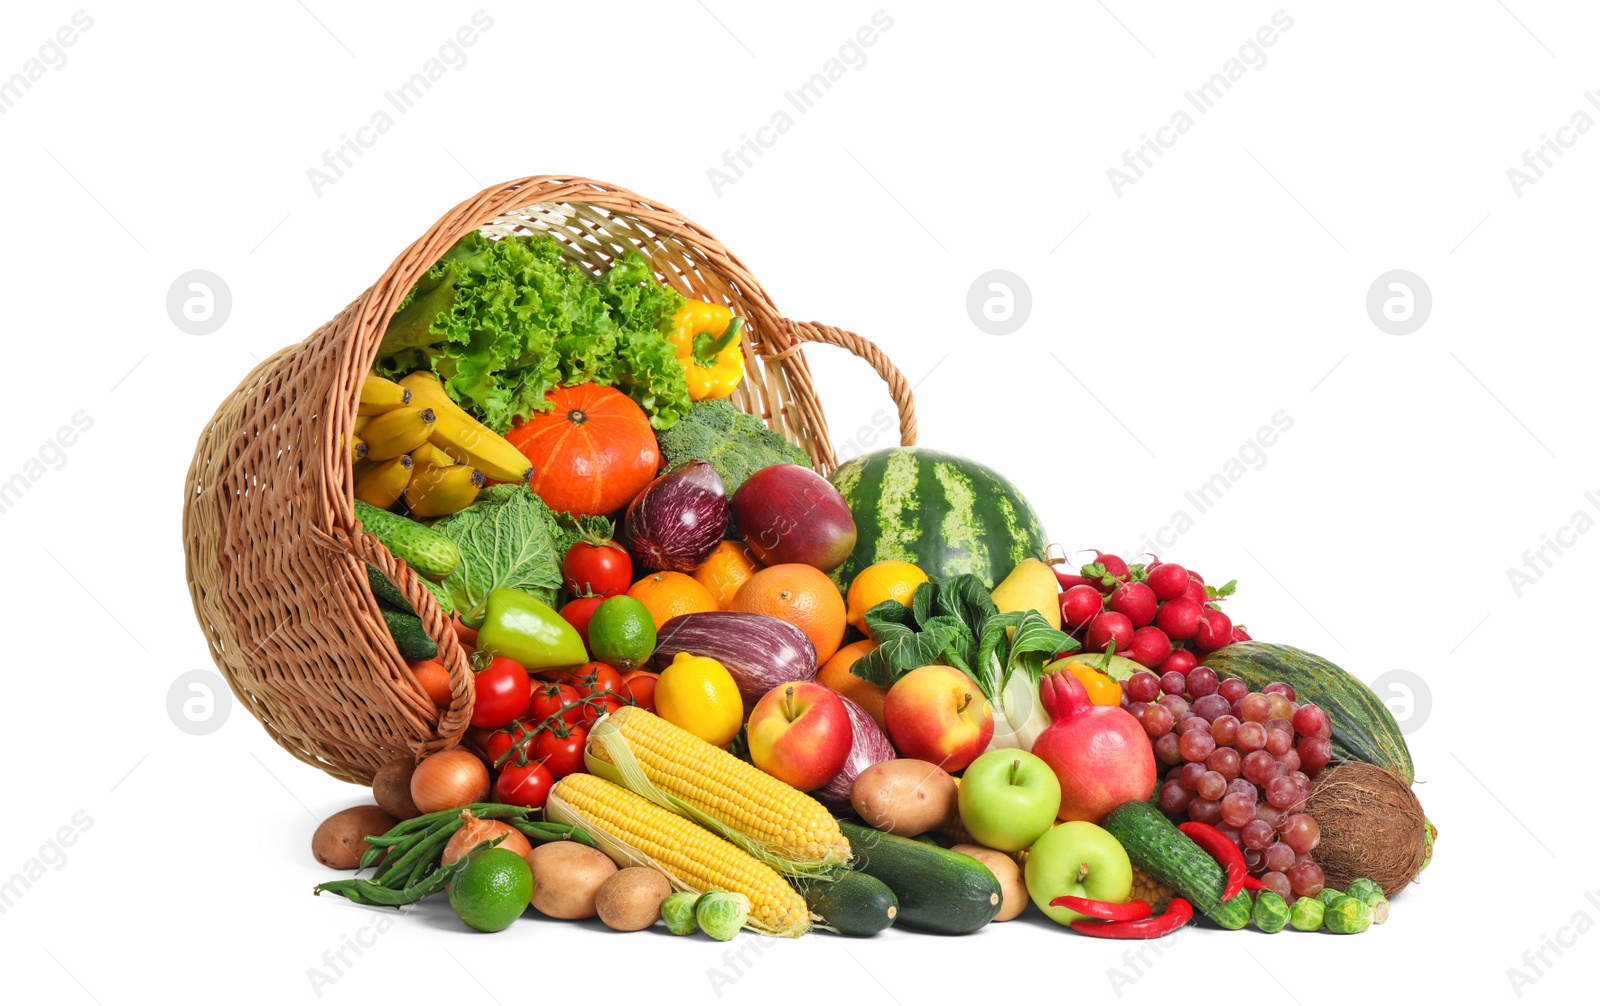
1070, 898, 1193, 939
1240, 874, 1267, 892
1050, 895, 1152, 922
1179, 821, 1246, 902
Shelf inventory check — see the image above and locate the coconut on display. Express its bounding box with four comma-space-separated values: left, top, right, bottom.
1304, 762, 1430, 898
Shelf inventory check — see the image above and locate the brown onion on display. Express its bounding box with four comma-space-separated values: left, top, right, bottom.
410, 750, 489, 814
441, 810, 533, 866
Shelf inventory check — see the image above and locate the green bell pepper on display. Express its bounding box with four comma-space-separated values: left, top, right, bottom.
476, 588, 587, 674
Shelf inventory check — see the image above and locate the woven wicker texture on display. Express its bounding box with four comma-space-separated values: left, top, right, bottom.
183, 176, 916, 783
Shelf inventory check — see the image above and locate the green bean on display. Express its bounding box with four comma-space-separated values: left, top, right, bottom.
511, 820, 595, 847
314, 839, 501, 906
374, 819, 462, 887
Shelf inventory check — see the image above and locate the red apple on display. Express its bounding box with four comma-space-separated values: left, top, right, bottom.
883, 665, 994, 772
731, 464, 857, 571
747, 681, 852, 790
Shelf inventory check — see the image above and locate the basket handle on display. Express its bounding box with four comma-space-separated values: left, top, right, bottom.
779, 320, 918, 452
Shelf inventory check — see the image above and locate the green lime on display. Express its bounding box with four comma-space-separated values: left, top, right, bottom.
588, 595, 657, 670
448, 848, 532, 933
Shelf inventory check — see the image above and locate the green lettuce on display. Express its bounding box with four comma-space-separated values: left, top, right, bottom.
376, 232, 690, 432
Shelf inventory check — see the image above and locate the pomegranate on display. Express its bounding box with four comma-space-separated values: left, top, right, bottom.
1030, 669, 1157, 823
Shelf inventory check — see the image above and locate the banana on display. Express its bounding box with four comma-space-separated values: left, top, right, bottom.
399, 371, 534, 484
350, 436, 368, 464
353, 414, 372, 437
354, 455, 413, 509
409, 441, 457, 469
404, 463, 485, 517
360, 406, 436, 460
359, 374, 412, 415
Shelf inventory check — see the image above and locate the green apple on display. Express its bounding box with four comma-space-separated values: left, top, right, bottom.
956, 749, 1061, 852
1023, 820, 1133, 926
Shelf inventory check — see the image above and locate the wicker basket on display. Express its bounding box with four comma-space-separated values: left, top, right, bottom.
183, 176, 917, 785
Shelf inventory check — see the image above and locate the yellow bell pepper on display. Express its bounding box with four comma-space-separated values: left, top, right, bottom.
671, 301, 746, 400
1061, 659, 1124, 706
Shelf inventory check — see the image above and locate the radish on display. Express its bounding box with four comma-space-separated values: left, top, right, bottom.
1092, 551, 1129, 580
1230, 624, 1253, 644
1052, 568, 1096, 591
1086, 611, 1135, 652
1060, 584, 1105, 631
1109, 581, 1158, 627
1194, 607, 1234, 652
1157, 648, 1198, 676
1147, 562, 1190, 602
1181, 577, 1208, 606
1155, 597, 1203, 640
1128, 625, 1172, 668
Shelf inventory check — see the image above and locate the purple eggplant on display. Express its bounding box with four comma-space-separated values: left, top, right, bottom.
624, 460, 728, 572
652, 611, 817, 707
813, 695, 896, 809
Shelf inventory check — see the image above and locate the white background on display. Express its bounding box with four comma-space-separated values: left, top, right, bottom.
0, 2, 1593, 1003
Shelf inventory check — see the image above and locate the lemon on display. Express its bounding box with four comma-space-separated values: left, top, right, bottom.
654, 652, 744, 747
845, 560, 930, 633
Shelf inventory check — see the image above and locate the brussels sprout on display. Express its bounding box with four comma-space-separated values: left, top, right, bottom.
1371, 897, 1391, 924
660, 891, 701, 936
1289, 897, 1325, 932
1325, 895, 1373, 934
1344, 878, 1383, 907
695, 891, 751, 942
1316, 888, 1345, 907
1253, 891, 1290, 933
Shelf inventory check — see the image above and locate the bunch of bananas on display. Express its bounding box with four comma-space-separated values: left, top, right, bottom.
351, 372, 534, 517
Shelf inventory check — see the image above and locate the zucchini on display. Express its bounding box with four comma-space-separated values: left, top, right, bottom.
1101, 801, 1251, 930
1202, 642, 1414, 784
797, 872, 898, 937
380, 607, 438, 661
353, 500, 461, 580
838, 821, 1001, 934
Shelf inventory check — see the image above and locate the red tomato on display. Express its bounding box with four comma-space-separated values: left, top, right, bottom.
573, 662, 625, 727
493, 761, 553, 809
485, 720, 540, 769
621, 670, 660, 713
536, 726, 589, 778
559, 594, 605, 653
527, 682, 583, 729
471, 656, 532, 729
562, 540, 632, 598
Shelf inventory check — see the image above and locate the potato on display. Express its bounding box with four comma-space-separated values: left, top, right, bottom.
526, 841, 618, 919
312, 805, 398, 870
850, 759, 958, 837
595, 867, 673, 931
952, 844, 1027, 922
371, 759, 422, 820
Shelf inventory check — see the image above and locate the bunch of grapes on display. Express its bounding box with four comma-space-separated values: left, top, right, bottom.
1058, 550, 1250, 674
1123, 665, 1334, 902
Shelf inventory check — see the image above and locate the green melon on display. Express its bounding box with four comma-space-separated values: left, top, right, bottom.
828, 448, 1048, 591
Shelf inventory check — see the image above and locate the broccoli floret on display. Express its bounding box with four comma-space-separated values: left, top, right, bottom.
655, 398, 812, 498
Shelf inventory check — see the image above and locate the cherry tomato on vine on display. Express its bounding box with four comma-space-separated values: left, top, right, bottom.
536, 725, 589, 778
559, 594, 605, 652
527, 682, 583, 729
562, 539, 632, 598
621, 670, 660, 713
471, 656, 532, 729
574, 662, 626, 727
493, 760, 553, 809
486, 720, 540, 769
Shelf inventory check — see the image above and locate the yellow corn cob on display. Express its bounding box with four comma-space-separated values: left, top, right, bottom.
1129, 865, 1176, 915
548, 774, 810, 937
586, 706, 851, 875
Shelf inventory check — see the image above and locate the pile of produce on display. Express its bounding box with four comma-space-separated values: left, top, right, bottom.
306, 230, 1436, 942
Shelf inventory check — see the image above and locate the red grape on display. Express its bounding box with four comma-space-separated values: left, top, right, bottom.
1206, 746, 1241, 780
1265, 729, 1293, 756
1154, 732, 1183, 765
1141, 704, 1174, 737
1226, 778, 1257, 799
1220, 791, 1256, 827
1181, 715, 1212, 735
1286, 859, 1325, 897
1267, 690, 1295, 720
1217, 823, 1242, 846
1244, 848, 1266, 874
1255, 803, 1287, 830
1280, 813, 1321, 854
1262, 681, 1297, 702
1266, 775, 1302, 810
1264, 842, 1295, 873
1239, 693, 1272, 723
1242, 750, 1276, 785
1160, 671, 1188, 696
1293, 704, 1329, 737
1188, 798, 1222, 825
1194, 771, 1225, 801
1192, 694, 1231, 721
1159, 780, 1192, 815
1126, 671, 1161, 703
1266, 717, 1295, 737
1185, 666, 1220, 698
1218, 677, 1250, 704
1179, 762, 1207, 791
1235, 721, 1267, 753
1276, 749, 1301, 774
1260, 870, 1293, 901
1241, 819, 1274, 850
1157, 694, 1190, 718
1209, 714, 1240, 747
1178, 730, 1216, 762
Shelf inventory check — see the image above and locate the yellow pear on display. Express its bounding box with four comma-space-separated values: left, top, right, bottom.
990, 558, 1062, 630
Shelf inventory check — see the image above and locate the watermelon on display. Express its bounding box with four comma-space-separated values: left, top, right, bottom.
828, 448, 1047, 591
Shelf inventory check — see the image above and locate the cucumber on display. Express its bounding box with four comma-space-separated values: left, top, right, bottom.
380, 607, 438, 661
353, 500, 461, 580
1101, 801, 1251, 930
797, 872, 899, 937
367, 565, 455, 617
838, 821, 1001, 934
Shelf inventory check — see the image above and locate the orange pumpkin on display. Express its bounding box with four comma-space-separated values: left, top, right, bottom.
505, 384, 660, 516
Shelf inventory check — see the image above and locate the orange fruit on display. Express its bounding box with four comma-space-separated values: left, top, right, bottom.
693, 541, 762, 610
731, 563, 847, 665
627, 571, 718, 630
816, 640, 887, 728
845, 560, 929, 634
